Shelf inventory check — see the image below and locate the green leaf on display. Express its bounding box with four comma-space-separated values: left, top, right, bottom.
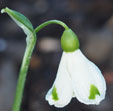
1, 7, 34, 36
89, 84, 100, 100
52, 86, 59, 101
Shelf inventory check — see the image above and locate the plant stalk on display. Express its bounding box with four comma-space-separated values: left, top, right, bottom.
12, 34, 36, 111
12, 20, 68, 111
35, 20, 69, 33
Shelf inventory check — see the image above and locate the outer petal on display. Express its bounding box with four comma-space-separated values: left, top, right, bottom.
45, 52, 73, 107
65, 49, 106, 105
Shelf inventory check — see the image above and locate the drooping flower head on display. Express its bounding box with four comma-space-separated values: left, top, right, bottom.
45, 29, 106, 108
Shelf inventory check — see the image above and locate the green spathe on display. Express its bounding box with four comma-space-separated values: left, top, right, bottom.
61, 29, 80, 52
1, 7, 34, 33
1, 7, 36, 45
1, 7, 37, 111
89, 84, 100, 100
52, 86, 59, 101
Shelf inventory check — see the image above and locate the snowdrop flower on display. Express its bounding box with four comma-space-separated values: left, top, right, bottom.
45, 29, 106, 108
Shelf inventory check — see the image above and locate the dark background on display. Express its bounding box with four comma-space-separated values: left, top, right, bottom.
0, 0, 113, 111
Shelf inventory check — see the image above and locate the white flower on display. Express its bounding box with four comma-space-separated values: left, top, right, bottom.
45, 49, 106, 108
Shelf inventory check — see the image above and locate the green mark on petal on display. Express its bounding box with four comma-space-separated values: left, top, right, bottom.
89, 84, 100, 100
52, 86, 59, 101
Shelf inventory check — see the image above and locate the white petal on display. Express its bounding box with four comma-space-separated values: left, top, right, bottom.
45, 52, 73, 107
65, 49, 106, 105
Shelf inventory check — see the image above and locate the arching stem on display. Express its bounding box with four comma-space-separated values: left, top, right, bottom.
35, 20, 69, 33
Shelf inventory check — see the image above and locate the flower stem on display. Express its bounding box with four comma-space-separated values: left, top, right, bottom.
12, 34, 36, 111
12, 20, 68, 111
35, 20, 69, 33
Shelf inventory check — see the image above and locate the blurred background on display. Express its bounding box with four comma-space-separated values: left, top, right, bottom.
0, 0, 113, 111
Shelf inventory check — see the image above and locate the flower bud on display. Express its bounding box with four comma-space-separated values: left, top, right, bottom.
61, 29, 80, 52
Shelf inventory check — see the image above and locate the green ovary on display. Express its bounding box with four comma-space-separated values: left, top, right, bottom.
89, 84, 100, 100
52, 86, 59, 101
